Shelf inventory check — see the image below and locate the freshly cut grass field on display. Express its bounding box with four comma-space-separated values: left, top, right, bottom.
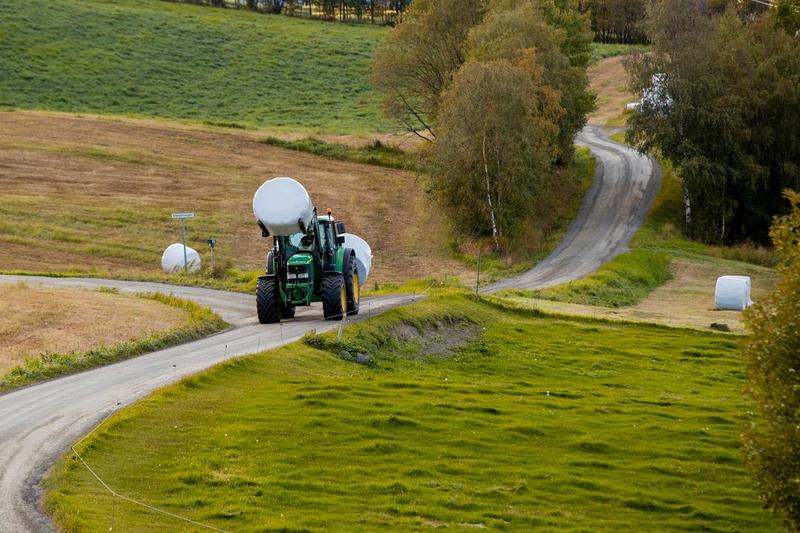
46, 294, 779, 531
0, 283, 186, 375
0, 0, 390, 134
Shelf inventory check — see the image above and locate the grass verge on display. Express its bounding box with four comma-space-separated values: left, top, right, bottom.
0, 292, 227, 392
504, 249, 673, 307
45, 293, 778, 531
260, 137, 414, 170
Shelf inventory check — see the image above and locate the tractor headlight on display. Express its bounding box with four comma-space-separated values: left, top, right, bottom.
288, 265, 309, 280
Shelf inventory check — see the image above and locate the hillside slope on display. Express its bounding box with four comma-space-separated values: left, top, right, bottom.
0, 111, 470, 284
0, 0, 389, 134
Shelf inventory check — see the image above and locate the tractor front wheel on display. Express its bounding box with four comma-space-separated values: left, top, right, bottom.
322, 273, 346, 321
256, 277, 281, 324
343, 253, 360, 316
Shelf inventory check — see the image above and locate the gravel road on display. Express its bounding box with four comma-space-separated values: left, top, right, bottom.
0, 126, 659, 532
486, 126, 660, 292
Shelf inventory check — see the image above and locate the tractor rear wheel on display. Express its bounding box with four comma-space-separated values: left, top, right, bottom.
280, 304, 296, 319
343, 252, 360, 316
322, 273, 346, 321
256, 277, 281, 324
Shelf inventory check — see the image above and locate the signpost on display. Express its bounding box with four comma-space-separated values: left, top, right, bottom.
207, 238, 216, 273
171, 213, 194, 272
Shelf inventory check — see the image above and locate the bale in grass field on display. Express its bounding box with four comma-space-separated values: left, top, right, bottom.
714, 275, 752, 310
161, 243, 201, 273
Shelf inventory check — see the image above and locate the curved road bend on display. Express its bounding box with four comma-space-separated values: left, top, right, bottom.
487, 125, 660, 292
0, 125, 659, 532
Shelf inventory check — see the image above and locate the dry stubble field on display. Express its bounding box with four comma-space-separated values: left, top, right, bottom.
0, 110, 470, 285
0, 283, 187, 374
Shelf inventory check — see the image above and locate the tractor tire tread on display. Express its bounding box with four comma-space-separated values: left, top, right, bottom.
322, 273, 345, 321
256, 277, 281, 324
343, 251, 359, 316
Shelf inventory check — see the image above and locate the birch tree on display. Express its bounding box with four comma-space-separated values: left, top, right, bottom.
430, 57, 562, 247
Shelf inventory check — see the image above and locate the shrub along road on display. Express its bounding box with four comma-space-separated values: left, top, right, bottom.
0, 126, 659, 531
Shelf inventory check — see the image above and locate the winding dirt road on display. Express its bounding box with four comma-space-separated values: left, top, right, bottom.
0, 126, 658, 532
488, 126, 660, 292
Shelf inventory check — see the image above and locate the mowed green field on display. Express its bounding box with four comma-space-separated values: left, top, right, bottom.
46, 295, 778, 531
0, 0, 390, 133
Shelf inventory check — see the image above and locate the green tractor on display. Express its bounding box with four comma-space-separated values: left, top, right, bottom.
255, 209, 360, 323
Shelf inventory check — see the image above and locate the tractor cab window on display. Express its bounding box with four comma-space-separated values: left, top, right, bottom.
288, 233, 303, 249
289, 231, 315, 252
318, 221, 333, 253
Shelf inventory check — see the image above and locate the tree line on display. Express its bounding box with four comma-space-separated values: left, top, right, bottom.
172, 0, 650, 43
580, 0, 648, 43
168, 0, 410, 25
372, 0, 594, 252
626, 4, 799, 524
625, 0, 800, 246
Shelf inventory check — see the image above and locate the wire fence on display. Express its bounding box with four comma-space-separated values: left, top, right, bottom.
69, 286, 436, 531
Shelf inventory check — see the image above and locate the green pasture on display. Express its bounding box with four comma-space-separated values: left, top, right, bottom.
0, 0, 390, 134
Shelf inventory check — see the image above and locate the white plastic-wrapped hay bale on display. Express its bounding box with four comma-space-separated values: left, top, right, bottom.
253, 177, 314, 237
715, 275, 752, 310
341, 233, 372, 287
161, 243, 201, 273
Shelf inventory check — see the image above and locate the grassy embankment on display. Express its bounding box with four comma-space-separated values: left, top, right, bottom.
0, 0, 390, 134
46, 293, 779, 531
0, 290, 227, 392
